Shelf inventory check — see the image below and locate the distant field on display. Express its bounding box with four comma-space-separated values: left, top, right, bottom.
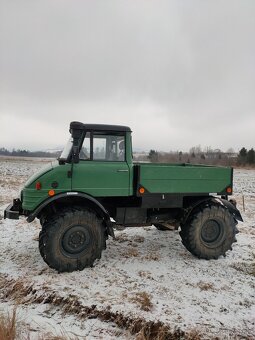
0, 155, 55, 162
0, 157, 254, 339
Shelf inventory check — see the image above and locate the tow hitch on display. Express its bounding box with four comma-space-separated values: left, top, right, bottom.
4, 198, 22, 220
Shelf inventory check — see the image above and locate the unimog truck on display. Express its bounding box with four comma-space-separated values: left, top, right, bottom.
4, 122, 243, 272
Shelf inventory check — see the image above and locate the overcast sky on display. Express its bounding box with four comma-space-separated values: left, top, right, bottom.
0, 0, 254, 152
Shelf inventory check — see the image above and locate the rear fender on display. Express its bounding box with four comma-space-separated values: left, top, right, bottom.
214, 198, 243, 222
183, 197, 243, 224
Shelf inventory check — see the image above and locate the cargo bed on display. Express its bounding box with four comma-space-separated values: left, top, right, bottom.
135, 163, 233, 195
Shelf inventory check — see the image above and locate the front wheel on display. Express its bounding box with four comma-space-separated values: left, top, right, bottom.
180, 204, 236, 259
39, 207, 105, 272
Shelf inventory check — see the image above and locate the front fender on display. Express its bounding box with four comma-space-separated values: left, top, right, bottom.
26, 191, 110, 222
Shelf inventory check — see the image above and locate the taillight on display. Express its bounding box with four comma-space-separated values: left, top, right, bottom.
139, 187, 145, 194
226, 186, 232, 194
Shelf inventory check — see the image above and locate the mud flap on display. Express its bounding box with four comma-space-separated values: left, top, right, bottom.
106, 219, 115, 239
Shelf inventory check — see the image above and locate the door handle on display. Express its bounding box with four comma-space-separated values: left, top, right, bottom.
117, 169, 128, 172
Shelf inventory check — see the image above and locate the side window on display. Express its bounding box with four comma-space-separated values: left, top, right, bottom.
117, 137, 125, 161
80, 132, 125, 161
93, 136, 107, 160
80, 132, 90, 160
93, 133, 125, 161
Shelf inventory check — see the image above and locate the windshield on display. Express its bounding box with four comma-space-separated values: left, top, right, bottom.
60, 137, 73, 160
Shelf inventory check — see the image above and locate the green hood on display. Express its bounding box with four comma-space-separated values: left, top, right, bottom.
24, 161, 57, 187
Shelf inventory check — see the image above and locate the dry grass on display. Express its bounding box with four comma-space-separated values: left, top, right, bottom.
231, 259, 255, 277
138, 271, 153, 280
0, 309, 78, 340
0, 178, 24, 187
121, 247, 139, 258
184, 328, 202, 340
136, 325, 169, 340
197, 281, 215, 291
115, 234, 129, 243
251, 264, 255, 277
143, 252, 160, 261
136, 325, 202, 340
0, 309, 17, 340
133, 236, 145, 243
0, 275, 205, 340
131, 292, 153, 312
1, 278, 33, 304
38, 332, 79, 340
251, 253, 255, 276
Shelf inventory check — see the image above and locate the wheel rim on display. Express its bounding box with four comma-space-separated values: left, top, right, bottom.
62, 225, 91, 255
201, 219, 223, 245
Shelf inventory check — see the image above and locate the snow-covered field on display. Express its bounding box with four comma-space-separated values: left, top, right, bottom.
0, 157, 254, 339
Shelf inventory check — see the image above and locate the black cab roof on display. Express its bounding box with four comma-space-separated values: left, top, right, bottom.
70, 121, 131, 133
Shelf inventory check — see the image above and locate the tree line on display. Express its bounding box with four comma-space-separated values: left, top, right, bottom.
1, 145, 254, 166
237, 147, 255, 165
140, 146, 255, 167
0, 147, 60, 158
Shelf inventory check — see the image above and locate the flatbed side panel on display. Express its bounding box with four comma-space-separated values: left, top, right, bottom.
138, 164, 232, 194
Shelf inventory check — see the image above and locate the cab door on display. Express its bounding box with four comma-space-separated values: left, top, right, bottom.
72, 131, 130, 197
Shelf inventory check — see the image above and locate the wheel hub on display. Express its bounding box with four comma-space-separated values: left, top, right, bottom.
201, 219, 222, 244
68, 231, 84, 247
62, 225, 90, 255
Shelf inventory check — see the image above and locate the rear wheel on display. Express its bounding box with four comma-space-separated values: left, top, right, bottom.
180, 204, 236, 259
39, 207, 105, 272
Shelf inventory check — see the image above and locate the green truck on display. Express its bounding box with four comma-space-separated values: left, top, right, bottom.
4, 122, 243, 272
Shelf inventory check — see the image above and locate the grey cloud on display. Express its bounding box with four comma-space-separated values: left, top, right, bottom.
0, 0, 255, 151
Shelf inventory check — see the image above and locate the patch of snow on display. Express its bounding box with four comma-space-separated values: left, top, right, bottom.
0, 159, 254, 339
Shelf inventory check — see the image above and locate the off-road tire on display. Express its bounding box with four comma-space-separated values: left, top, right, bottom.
39, 213, 48, 226
180, 204, 236, 259
39, 207, 106, 272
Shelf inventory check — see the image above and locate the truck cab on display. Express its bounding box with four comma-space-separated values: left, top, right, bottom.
66, 122, 133, 197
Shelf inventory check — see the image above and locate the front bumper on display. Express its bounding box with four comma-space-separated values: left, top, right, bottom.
4, 199, 22, 220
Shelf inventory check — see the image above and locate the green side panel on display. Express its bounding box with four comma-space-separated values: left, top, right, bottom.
72, 161, 130, 196
22, 162, 72, 211
138, 163, 232, 194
